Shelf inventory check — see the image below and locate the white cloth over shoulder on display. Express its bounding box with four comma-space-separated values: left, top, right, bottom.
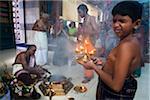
29, 56, 35, 67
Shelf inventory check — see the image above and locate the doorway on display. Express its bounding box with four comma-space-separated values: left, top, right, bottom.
0, 1, 15, 50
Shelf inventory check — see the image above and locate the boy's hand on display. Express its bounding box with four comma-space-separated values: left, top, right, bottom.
91, 57, 103, 65
77, 60, 95, 70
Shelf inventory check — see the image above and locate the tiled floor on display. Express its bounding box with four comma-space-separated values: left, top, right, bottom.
0, 49, 149, 100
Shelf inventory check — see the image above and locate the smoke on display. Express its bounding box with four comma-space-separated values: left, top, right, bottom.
49, 32, 76, 67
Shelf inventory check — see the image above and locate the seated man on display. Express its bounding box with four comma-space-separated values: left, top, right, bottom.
13, 44, 45, 80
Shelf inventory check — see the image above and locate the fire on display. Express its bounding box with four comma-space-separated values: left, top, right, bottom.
75, 36, 96, 62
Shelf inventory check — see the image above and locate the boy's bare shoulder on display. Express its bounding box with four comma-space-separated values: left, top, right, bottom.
118, 38, 139, 51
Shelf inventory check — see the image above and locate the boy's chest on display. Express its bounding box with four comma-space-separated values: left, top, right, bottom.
107, 48, 117, 62
103, 48, 118, 74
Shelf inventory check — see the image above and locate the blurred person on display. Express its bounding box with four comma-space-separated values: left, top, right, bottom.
68, 21, 77, 37
32, 13, 50, 65
78, 1, 143, 99
77, 4, 99, 43
32, 13, 50, 32
52, 19, 70, 66
77, 4, 100, 83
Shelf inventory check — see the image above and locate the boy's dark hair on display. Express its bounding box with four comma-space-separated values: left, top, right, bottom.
77, 4, 88, 13
112, 1, 143, 22
27, 44, 36, 51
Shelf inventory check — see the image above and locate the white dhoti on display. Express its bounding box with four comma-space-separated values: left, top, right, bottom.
12, 64, 23, 75
28, 30, 48, 65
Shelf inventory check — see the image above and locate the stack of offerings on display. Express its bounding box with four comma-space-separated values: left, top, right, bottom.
50, 79, 74, 96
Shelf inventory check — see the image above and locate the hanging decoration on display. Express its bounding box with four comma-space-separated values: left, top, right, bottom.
12, 0, 25, 44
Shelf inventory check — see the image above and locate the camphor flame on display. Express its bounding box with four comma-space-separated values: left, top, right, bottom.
83, 38, 96, 55
75, 36, 96, 62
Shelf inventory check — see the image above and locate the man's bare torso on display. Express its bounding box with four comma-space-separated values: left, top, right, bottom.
82, 15, 98, 37
83, 16, 93, 35
103, 36, 141, 76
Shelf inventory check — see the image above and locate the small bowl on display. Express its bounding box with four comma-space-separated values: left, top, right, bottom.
74, 85, 87, 93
